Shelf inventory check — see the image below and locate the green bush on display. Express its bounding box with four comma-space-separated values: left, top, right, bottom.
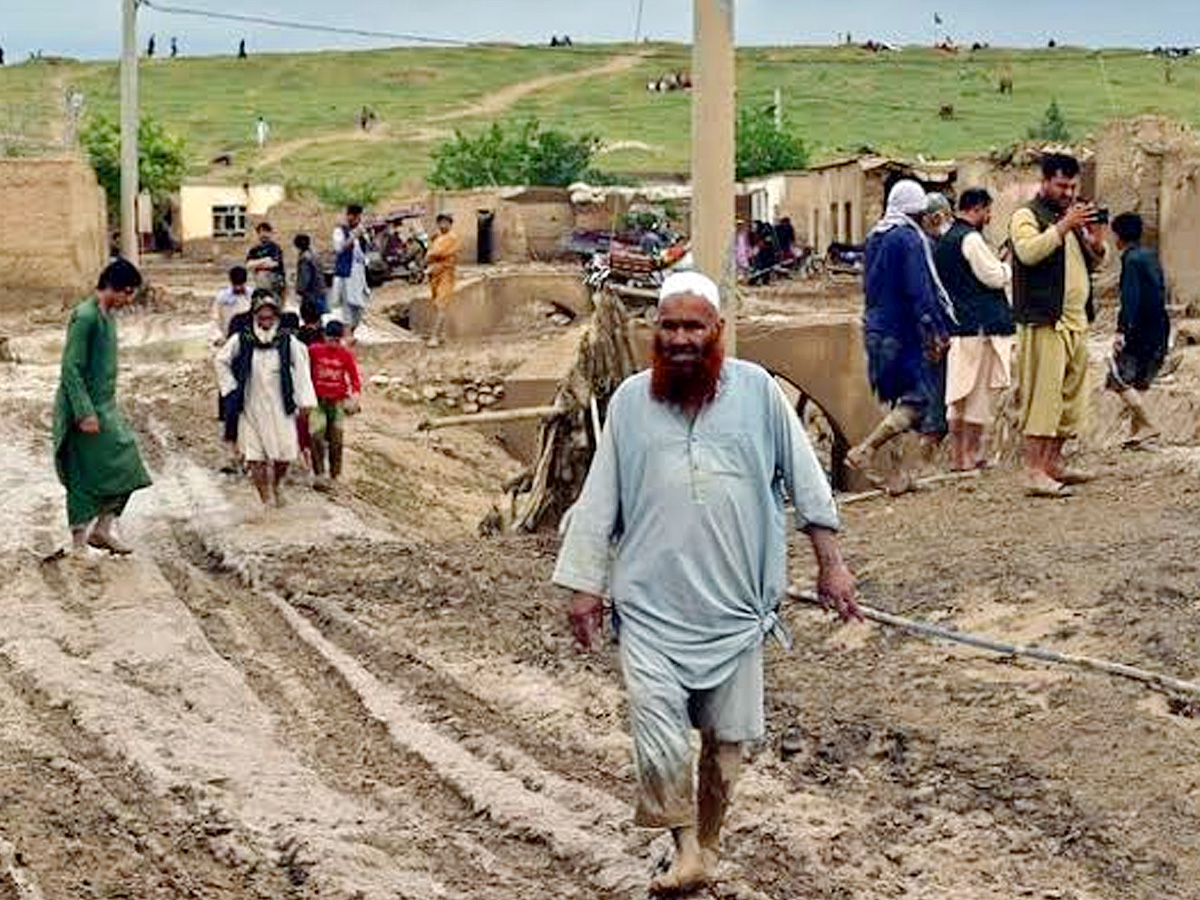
80, 113, 187, 210
736, 104, 810, 179
428, 119, 601, 189
313, 178, 384, 209
1027, 100, 1071, 142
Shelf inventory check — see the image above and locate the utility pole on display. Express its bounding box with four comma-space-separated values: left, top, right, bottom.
773, 86, 782, 131
120, 0, 139, 264
691, 0, 736, 353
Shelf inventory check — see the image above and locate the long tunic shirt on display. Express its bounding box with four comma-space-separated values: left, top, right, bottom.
53, 296, 152, 525
1118, 245, 1170, 364
552, 359, 840, 690
215, 334, 316, 462
426, 231, 461, 309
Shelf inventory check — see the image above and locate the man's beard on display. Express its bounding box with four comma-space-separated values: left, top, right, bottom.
253, 324, 279, 346
650, 333, 725, 409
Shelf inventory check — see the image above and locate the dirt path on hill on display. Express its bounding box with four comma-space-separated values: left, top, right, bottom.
254, 52, 644, 169
426, 52, 645, 124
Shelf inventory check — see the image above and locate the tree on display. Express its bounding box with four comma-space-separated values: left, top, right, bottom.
736, 104, 809, 180
80, 113, 187, 210
428, 119, 600, 189
1027, 100, 1070, 142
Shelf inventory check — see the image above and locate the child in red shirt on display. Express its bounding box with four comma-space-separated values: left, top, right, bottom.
307, 319, 361, 489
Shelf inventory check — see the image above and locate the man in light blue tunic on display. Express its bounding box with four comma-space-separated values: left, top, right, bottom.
554, 271, 860, 894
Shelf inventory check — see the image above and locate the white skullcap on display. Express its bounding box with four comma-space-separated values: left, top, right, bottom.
887, 179, 928, 216
925, 191, 952, 214
658, 270, 721, 312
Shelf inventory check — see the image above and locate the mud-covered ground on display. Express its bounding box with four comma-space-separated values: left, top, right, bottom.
1, 261, 1199, 899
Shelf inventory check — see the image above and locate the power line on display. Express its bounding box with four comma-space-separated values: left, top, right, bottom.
140, 0, 474, 46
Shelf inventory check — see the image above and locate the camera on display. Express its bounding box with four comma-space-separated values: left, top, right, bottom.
1091, 207, 1110, 224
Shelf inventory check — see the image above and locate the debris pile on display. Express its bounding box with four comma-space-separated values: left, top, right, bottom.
370, 373, 507, 413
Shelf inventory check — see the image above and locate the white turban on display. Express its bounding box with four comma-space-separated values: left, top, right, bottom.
657, 270, 721, 312
887, 179, 928, 216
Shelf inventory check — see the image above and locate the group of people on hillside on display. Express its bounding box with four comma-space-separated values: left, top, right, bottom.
849, 152, 1169, 497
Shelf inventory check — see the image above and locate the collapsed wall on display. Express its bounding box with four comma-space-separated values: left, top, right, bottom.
0, 158, 107, 308
1094, 116, 1200, 308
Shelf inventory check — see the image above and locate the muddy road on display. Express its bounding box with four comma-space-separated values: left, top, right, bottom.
1, 280, 1199, 899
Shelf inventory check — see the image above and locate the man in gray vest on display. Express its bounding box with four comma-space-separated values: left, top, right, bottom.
1009, 153, 1106, 496
934, 188, 1014, 471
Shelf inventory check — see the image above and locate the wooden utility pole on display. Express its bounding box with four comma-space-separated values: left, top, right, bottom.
691, 0, 736, 353
120, 0, 140, 264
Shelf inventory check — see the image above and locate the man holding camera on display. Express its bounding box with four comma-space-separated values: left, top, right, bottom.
1010, 153, 1107, 496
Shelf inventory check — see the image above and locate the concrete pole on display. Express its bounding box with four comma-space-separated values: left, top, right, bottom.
120, 0, 139, 264
774, 86, 782, 131
691, 0, 736, 353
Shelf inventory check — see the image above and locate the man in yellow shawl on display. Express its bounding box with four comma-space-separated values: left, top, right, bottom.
53, 260, 153, 555
425, 212, 461, 347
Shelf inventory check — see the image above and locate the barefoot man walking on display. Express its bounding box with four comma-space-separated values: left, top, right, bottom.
53, 259, 153, 555
553, 271, 860, 894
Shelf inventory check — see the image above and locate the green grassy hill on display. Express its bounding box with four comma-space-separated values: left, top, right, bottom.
4, 43, 1199, 197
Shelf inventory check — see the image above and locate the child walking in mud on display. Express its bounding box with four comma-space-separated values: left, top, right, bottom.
307, 319, 361, 491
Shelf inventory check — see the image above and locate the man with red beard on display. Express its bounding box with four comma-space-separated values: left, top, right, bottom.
553, 271, 860, 894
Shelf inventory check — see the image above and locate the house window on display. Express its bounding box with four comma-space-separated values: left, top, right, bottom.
212, 204, 247, 239
843, 201, 854, 243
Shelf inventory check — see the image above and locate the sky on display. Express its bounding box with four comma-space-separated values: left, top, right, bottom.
4, 0, 1200, 61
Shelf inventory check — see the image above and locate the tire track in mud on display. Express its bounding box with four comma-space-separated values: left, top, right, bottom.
174, 530, 850, 900
161, 526, 651, 899
0, 654, 297, 899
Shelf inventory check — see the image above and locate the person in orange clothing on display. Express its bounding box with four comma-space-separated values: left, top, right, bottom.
425, 212, 461, 347
306, 319, 361, 491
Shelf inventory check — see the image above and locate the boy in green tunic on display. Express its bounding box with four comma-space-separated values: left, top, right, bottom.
53, 259, 153, 554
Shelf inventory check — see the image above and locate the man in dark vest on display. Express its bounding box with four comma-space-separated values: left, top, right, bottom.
1009, 153, 1106, 496
215, 292, 316, 509
934, 188, 1014, 471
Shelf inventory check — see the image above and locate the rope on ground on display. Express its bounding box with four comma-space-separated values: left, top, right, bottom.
788, 588, 1200, 699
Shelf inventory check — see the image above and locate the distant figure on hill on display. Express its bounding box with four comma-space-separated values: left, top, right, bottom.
0, 46, 5, 66
170, 37, 178, 58
359, 106, 376, 131
238, 38, 247, 59
146, 34, 155, 58
255, 115, 269, 148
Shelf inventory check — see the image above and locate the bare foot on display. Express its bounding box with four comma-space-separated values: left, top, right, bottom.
1025, 470, 1071, 498
649, 851, 711, 896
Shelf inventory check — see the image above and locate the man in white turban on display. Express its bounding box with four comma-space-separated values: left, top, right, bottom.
554, 270, 860, 894
848, 179, 955, 486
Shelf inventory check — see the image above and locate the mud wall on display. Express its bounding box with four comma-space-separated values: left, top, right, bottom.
779, 165, 873, 251
407, 270, 592, 338
0, 158, 107, 307
1160, 152, 1200, 310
